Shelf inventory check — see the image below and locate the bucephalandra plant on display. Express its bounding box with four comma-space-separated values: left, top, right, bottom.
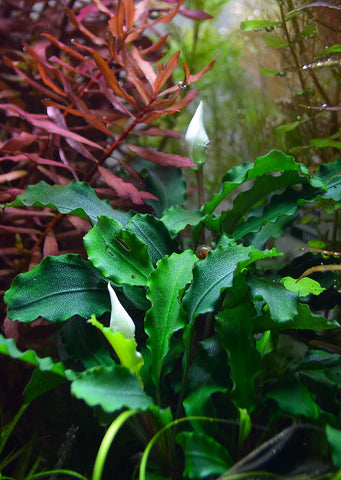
1, 143, 341, 478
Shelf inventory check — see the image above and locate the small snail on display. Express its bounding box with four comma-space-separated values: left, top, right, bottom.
195, 245, 212, 259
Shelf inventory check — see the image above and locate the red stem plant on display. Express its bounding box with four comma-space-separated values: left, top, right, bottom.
0, 0, 215, 330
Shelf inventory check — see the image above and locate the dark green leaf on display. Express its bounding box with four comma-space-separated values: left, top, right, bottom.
5, 254, 109, 322
24, 369, 66, 403
267, 379, 320, 419
315, 158, 341, 201
326, 425, 341, 468
84, 216, 153, 286
5, 181, 131, 225
216, 298, 262, 411
145, 250, 197, 386
71, 365, 154, 412
176, 431, 232, 478
126, 214, 178, 265
183, 240, 280, 322
60, 316, 114, 369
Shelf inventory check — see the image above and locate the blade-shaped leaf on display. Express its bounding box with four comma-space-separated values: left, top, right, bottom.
216, 298, 262, 411
145, 250, 197, 386
6, 181, 132, 226
71, 365, 154, 412
5, 254, 109, 322
128, 144, 195, 168
84, 216, 153, 286
183, 239, 280, 322
126, 214, 179, 265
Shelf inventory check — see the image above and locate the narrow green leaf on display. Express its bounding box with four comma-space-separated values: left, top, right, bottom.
260, 67, 283, 75
240, 20, 282, 31
0, 334, 67, 378
145, 250, 197, 386
183, 240, 280, 322
5, 254, 109, 322
311, 138, 341, 149
71, 365, 154, 412
216, 299, 262, 411
84, 216, 154, 286
267, 380, 320, 419
5, 181, 131, 225
126, 214, 178, 265
176, 431, 232, 478
161, 206, 204, 235
263, 32, 289, 48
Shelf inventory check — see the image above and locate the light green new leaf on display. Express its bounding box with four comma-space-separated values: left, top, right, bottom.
145, 250, 197, 386
126, 214, 178, 265
282, 276, 326, 297
88, 315, 143, 377
263, 32, 289, 48
24, 369, 66, 403
183, 240, 280, 322
84, 216, 153, 286
216, 299, 262, 411
71, 365, 154, 412
5, 254, 109, 322
5, 181, 131, 225
176, 431, 232, 478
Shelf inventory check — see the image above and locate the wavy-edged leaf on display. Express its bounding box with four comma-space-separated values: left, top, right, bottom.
84, 216, 153, 286
5, 254, 109, 322
182, 239, 280, 322
161, 206, 204, 235
6, 181, 132, 226
267, 379, 320, 419
0, 334, 67, 378
71, 365, 154, 412
216, 297, 261, 411
145, 250, 197, 386
176, 432, 232, 478
126, 214, 179, 265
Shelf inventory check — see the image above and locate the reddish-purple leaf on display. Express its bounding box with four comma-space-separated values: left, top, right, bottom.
0, 104, 102, 150
134, 127, 180, 138
179, 8, 213, 20
127, 144, 195, 168
0, 132, 37, 152
98, 165, 157, 205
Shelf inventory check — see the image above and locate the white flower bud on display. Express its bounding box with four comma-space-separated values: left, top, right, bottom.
185, 101, 209, 168
107, 283, 135, 340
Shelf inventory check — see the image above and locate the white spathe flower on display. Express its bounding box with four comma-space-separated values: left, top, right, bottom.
184, 101, 209, 168
107, 282, 135, 340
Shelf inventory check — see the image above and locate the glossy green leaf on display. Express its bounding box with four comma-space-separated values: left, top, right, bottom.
326, 425, 341, 468
71, 365, 153, 412
240, 19, 282, 31
183, 240, 280, 322
84, 216, 154, 286
315, 158, 341, 201
5, 181, 131, 225
161, 206, 204, 235
0, 334, 67, 378
176, 431, 232, 478
216, 298, 262, 411
5, 254, 109, 322
145, 250, 197, 386
267, 379, 320, 419
292, 304, 339, 330
248, 274, 298, 324
60, 316, 114, 369
203, 150, 310, 216
126, 214, 178, 265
